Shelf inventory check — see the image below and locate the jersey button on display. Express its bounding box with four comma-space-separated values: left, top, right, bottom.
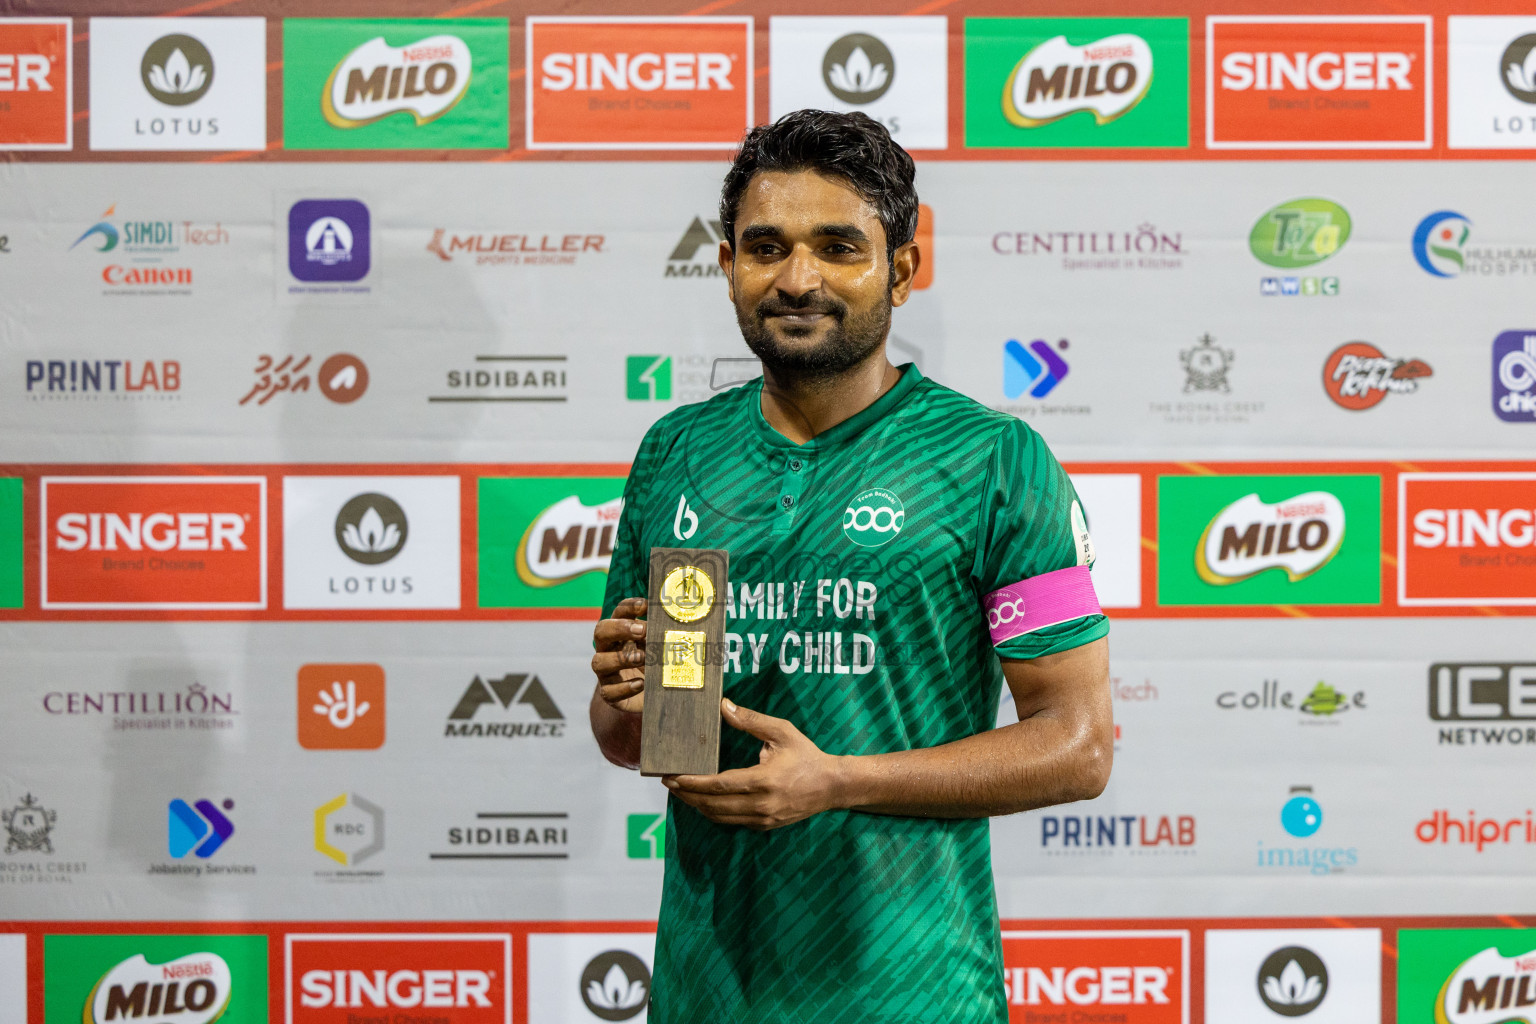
780, 495, 796, 509
789, 458, 803, 473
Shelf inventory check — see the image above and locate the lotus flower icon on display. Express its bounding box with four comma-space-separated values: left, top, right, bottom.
588, 963, 647, 1011
1508, 46, 1536, 95
343, 506, 399, 554
148, 48, 207, 97
1263, 959, 1323, 1006
334, 493, 408, 565
140, 34, 214, 106
579, 950, 651, 1021
1256, 945, 1328, 1016
829, 47, 889, 97
822, 33, 895, 104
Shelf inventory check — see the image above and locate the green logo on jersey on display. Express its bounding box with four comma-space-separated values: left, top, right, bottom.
1397, 929, 1536, 1024
1249, 199, 1352, 268
0, 478, 20, 608
1157, 474, 1380, 607
964, 17, 1189, 148
626, 813, 666, 859
843, 488, 904, 548
282, 19, 509, 150
479, 476, 625, 608
626, 356, 672, 401
45, 934, 267, 1024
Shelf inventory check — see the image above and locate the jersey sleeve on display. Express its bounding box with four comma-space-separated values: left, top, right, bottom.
599, 419, 664, 623
971, 418, 1109, 660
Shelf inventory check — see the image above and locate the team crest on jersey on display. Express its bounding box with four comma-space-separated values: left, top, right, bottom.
843, 488, 904, 548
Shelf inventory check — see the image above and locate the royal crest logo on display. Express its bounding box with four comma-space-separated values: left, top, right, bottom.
1196, 491, 1346, 585
3, 793, 56, 853
322, 34, 472, 128
1181, 333, 1233, 393
1003, 33, 1153, 127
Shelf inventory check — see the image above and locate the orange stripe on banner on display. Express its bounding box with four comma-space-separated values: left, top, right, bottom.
509, 68, 525, 83
267, 61, 282, 73
202, 140, 280, 163
1274, 605, 1311, 618
73, 109, 89, 122
1382, 552, 1398, 567
1499, 915, 1528, 928
1394, 461, 1424, 473
1177, 462, 1215, 476
688, 0, 742, 14
1323, 916, 1353, 928
906, 0, 962, 14
1139, 537, 1158, 553
1477, 607, 1505, 617
437, 0, 511, 17
166, 0, 245, 15
1383, 941, 1399, 960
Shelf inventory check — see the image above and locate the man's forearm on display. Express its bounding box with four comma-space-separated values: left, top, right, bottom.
590, 687, 643, 769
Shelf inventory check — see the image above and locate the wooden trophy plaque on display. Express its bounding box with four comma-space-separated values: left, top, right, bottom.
640, 547, 728, 777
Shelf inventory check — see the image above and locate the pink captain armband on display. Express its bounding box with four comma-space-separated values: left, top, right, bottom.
983, 566, 1102, 645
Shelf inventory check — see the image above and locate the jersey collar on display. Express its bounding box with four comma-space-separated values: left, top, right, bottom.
748, 362, 923, 451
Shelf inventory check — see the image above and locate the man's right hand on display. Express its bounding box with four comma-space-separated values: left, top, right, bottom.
591, 596, 648, 715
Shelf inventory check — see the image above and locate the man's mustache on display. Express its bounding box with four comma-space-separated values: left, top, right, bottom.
754, 293, 847, 321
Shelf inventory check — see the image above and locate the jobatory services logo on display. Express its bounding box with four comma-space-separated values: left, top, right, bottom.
1258, 785, 1358, 876
1494, 332, 1536, 422
44, 934, 267, 1024
298, 663, 385, 750
1003, 338, 1069, 399
1413, 210, 1474, 276
964, 17, 1189, 149
88, 18, 267, 151
168, 797, 234, 859
241, 353, 369, 405
431, 811, 570, 861
526, 16, 753, 150
314, 793, 384, 871
769, 17, 948, 149
1207, 17, 1432, 149
0, 18, 71, 150
287, 199, 371, 292
26, 358, 181, 401
1158, 474, 1380, 607
1448, 18, 1536, 148
41, 476, 267, 610
430, 354, 568, 403
445, 673, 565, 739
526, 933, 655, 1024
1322, 342, 1432, 410
1000, 930, 1188, 1023
286, 933, 511, 1024
1399, 930, 1536, 1024
1206, 929, 1381, 1023
427, 226, 606, 267
478, 477, 625, 609
1430, 663, 1536, 747
1398, 473, 1536, 606
283, 18, 508, 149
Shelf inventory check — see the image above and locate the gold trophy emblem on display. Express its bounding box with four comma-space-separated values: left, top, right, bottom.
660, 565, 714, 623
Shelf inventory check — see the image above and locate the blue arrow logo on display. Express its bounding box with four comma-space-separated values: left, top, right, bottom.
1003, 339, 1070, 399
168, 798, 235, 858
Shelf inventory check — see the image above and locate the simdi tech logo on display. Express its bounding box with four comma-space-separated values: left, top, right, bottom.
1157, 474, 1380, 607
1399, 472, 1536, 606
1000, 930, 1188, 1023
527, 16, 753, 150
964, 18, 1189, 149
41, 476, 267, 610
0, 18, 71, 150
1207, 17, 1432, 149
286, 933, 511, 1024
1398, 929, 1536, 1024
44, 934, 267, 1024
282, 18, 509, 149
478, 476, 625, 609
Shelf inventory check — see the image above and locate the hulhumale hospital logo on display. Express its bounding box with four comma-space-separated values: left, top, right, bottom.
1413, 210, 1473, 277
288, 199, 370, 283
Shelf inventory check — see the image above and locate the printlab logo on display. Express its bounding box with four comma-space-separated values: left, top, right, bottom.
314, 793, 384, 868
3, 793, 56, 853
298, 664, 385, 750
25, 358, 181, 402
1003, 338, 1070, 398
1257, 946, 1328, 1016
1182, 333, 1233, 392
335, 493, 407, 565
627, 813, 665, 858
1413, 210, 1473, 277
581, 950, 651, 1021
1493, 331, 1536, 422
627, 355, 672, 400
168, 798, 234, 858
287, 199, 371, 286
445, 673, 565, 738
1322, 342, 1432, 410
142, 34, 213, 105
823, 33, 894, 103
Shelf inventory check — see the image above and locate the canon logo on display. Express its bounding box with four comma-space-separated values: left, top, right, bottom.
1004, 966, 1171, 1006
539, 52, 733, 91
1221, 51, 1412, 91
0, 53, 52, 91
298, 968, 493, 1008
55, 512, 246, 552
1412, 509, 1536, 548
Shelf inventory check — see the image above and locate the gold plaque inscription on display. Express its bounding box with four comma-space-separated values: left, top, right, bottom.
661, 629, 706, 689
660, 565, 714, 623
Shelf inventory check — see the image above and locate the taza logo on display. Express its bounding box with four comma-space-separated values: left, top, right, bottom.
322, 34, 471, 128
1503, 34, 1536, 103
87, 952, 232, 1024
1004, 32, 1152, 127
1196, 491, 1345, 585
335, 493, 407, 565
822, 33, 893, 104
1323, 342, 1432, 410
1250, 199, 1351, 268
1413, 211, 1473, 277
1257, 946, 1328, 1016
142, 34, 213, 105
580, 950, 650, 1020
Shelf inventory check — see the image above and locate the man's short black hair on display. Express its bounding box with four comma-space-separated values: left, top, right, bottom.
719, 109, 918, 263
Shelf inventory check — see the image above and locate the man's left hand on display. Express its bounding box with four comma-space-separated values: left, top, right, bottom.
664, 700, 843, 831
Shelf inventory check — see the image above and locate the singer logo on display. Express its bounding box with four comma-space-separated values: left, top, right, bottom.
1001, 931, 1188, 1024
42, 476, 266, 609
526, 17, 752, 149
285, 933, 510, 1024
1400, 473, 1536, 606
0, 18, 71, 149
1207, 17, 1431, 149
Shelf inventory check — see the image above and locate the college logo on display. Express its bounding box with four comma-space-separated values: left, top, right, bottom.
479, 477, 624, 609
3, 792, 55, 853
1413, 211, 1473, 277
1250, 199, 1351, 269
46, 935, 266, 1024
1207, 17, 1432, 149
1449, 19, 1536, 148
581, 950, 650, 1021
1494, 331, 1536, 422
842, 488, 904, 548
964, 18, 1188, 149
288, 199, 371, 285
527, 17, 752, 150
1001, 930, 1188, 1022
283, 18, 508, 149
168, 798, 235, 858
1003, 338, 1070, 399
314, 793, 384, 867
1217, 680, 1365, 722
286, 933, 511, 1023
298, 663, 386, 750
1207, 929, 1380, 1023
445, 673, 564, 738
42, 476, 266, 610
1400, 473, 1536, 605
1158, 474, 1380, 607
0, 18, 71, 150
1322, 342, 1431, 410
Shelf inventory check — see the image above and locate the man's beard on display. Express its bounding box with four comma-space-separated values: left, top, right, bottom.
736, 288, 891, 386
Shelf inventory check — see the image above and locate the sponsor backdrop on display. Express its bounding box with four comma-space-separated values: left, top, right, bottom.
3, 1, 1536, 1022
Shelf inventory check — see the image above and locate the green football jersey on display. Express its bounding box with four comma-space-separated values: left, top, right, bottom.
601, 363, 1108, 1023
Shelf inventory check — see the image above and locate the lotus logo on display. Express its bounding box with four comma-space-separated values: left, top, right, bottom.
141, 34, 214, 106
1003, 33, 1153, 128
88, 952, 232, 1024
322, 35, 473, 128
335, 493, 408, 565
1195, 491, 1346, 586
516, 494, 622, 586
1257, 945, 1328, 1016
1436, 946, 1536, 1024
580, 950, 650, 1021
1503, 34, 1536, 104
822, 33, 894, 104
1412, 211, 1472, 278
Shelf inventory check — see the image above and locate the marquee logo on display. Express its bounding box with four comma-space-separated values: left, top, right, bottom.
0, 18, 71, 149
445, 673, 565, 739
322, 34, 472, 127
286, 933, 510, 1023
87, 952, 233, 1024
1003, 33, 1153, 127
515, 495, 622, 586
1207, 16, 1432, 149
1323, 342, 1432, 410
1001, 930, 1188, 1023
1196, 491, 1345, 586
1399, 473, 1536, 606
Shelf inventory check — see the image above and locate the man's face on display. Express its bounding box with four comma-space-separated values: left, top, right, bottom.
720, 170, 915, 381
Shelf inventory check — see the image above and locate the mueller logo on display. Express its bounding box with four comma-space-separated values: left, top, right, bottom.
527, 17, 752, 150
87, 952, 232, 1024
1040, 814, 1195, 851
1323, 342, 1432, 410
516, 494, 622, 586
1001, 931, 1188, 1024
1433, 947, 1536, 1024
323, 35, 472, 128
286, 933, 510, 1024
1400, 473, 1536, 606
0, 18, 71, 150
1207, 17, 1431, 149
427, 228, 605, 267
1004, 33, 1153, 127
1196, 491, 1345, 586
42, 477, 266, 610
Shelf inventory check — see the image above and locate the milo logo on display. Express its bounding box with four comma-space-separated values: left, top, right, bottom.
87, 952, 232, 1024
322, 34, 473, 128
843, 488, 904, 547
1196, 491, 1345, 585
515, 494, 623, 586
1434, 946, 1536, 1024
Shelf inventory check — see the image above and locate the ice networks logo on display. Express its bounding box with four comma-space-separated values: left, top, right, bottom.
1003, 338, 1070, 398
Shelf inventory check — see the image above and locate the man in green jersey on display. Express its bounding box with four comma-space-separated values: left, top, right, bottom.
590, 110, 1112, 1023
